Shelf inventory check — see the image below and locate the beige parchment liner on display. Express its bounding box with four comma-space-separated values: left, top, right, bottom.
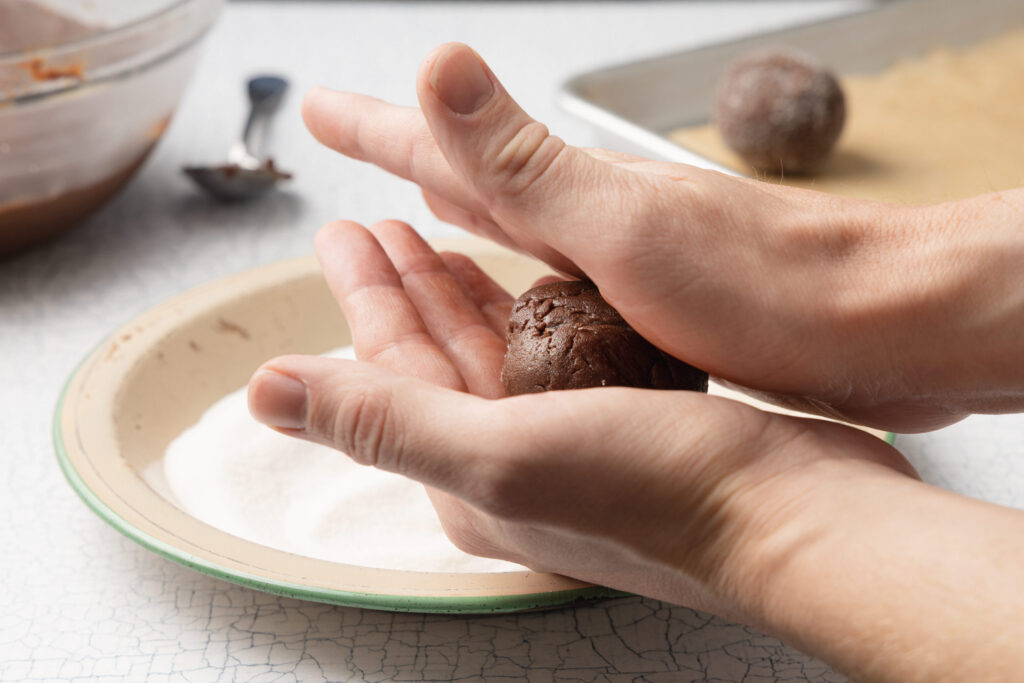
56, 238, 885, 611
670, 28, 1024, 204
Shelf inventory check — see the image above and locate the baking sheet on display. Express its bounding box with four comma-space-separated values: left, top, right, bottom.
558, 0, 1024, 169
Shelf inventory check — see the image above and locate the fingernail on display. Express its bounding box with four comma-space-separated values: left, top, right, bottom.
250, 369, 307, 430
430, 45, 494, 114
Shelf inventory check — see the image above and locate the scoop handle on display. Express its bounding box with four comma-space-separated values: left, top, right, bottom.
237, 75, 289, 163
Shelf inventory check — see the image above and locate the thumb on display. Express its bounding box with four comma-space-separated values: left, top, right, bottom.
247, 355, 599, 523
248, 356, 491, 496
247, 355, 697, 526
416, 43, 637, 262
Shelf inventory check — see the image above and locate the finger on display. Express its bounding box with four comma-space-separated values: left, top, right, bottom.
422, 190, 581, 277
415, 43, 638, 262
302, 88, 494, 220
303, 86, 579, 274
245, 357, 679, 517
248, 359, 489, 495
420, 188, 515, 250
438, 251, 515, 336
368, 220, 507, 398
313, 220, 465, 390
312, 222, 484, 539
249, 358, 920, 592
251, 358, 894, 537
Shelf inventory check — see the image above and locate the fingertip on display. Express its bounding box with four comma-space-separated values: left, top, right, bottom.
302, 88, 387, 154
418, 42, 495, 116
247, 363, 309, 430
366, 219, 418, 243
314, 220, 368, 263
301, 85, 329, 111
300, 86, 334, 138
416, 41, 467, 89
314, 219, 357, 245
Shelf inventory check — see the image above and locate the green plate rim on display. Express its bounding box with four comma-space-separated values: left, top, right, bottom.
52, 342, 625, 614
51, 261, 897, 614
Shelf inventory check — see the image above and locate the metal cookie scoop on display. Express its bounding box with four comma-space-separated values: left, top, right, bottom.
184, 75, 292, 201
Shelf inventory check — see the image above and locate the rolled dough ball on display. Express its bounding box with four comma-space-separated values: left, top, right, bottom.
714, 47, 846, 174
501, 280, 708, 395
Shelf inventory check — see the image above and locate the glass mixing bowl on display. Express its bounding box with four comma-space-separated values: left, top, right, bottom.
0, 0, 222, 255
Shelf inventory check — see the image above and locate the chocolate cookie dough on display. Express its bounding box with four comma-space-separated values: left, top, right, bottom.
714, 47, 845, 174
501, 280, 708, 395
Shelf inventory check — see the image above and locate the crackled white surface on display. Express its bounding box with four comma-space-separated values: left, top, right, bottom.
8, 1, 1024, 681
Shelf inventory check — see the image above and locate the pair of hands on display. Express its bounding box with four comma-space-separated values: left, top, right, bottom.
251, 217, 911, 619
248, 43, 1024, 680
248, 36, 920, 609
293, 44, 1023, 433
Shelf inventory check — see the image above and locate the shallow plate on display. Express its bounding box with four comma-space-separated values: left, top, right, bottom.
55, 238, 887, 614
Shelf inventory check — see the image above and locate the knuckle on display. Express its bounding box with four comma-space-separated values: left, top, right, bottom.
489, 121, 567, 199
437, 322, 498, 361
405, 129, 437, 180
350, 113, 371, 161
309, 384, 400, 469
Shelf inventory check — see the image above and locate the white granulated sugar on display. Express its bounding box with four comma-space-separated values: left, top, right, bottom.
144, 346, 524, 573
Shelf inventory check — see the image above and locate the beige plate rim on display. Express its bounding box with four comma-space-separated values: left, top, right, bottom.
54, 239, 625, 614
53, 238, 891, 614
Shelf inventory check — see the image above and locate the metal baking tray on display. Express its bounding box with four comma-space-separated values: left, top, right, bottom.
558, 0, 1024, 172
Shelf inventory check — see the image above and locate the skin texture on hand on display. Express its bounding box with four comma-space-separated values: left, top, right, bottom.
245, 41, 1024, 683
299, 43, 1024, 433
247, 223, 1024, 683
246, 221, 917, 614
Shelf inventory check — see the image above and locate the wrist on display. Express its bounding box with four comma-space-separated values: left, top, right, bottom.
709, 425, 912, 623
816, 197, 1024, 422
667, 419, 913, 626
725, 427, 1024, 683
896, 198, 1024, 410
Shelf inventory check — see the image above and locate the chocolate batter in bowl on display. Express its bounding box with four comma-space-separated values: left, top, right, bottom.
0, 0, 222, 255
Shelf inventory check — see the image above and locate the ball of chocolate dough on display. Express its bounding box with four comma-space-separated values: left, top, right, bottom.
500, 280, 709, 396
714, 47, 846, 174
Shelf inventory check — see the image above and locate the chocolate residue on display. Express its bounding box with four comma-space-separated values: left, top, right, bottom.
0, 113, 171, 256
18, 57, 85, 82
216, 318, 250, 340
261, 158, 292, 180
0, 146, 155, 256
188, 158, 293, 181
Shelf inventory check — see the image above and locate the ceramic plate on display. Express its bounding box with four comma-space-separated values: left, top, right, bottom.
54, 238, 889, 614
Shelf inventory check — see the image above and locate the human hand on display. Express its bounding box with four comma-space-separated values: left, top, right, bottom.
247, 220, 918, 623
300, 43, 1024, 432
242, 223, 1024, 683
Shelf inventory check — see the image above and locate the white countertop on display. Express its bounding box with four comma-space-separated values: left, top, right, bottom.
4, 1, 1024, 680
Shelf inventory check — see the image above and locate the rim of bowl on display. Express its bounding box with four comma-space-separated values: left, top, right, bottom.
0, 0, 222, 102
0, 0, 212, 59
